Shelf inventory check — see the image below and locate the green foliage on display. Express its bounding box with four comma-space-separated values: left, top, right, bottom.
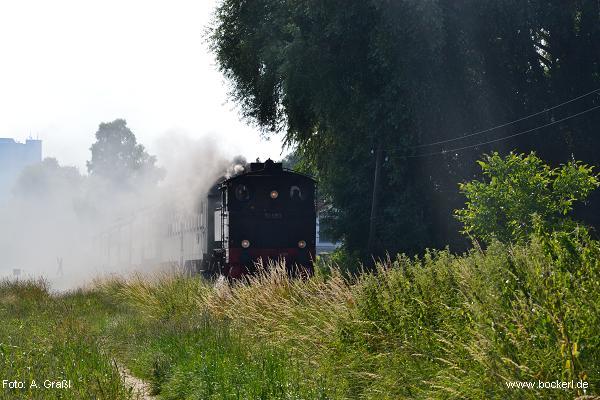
340, 235, 600, 399
456, 152, 599, 244
13, 158, 83, 199
87, 119, 163, 188
210, 0, 600, 256
210, 0, 436, 258
326, 246, 362, 275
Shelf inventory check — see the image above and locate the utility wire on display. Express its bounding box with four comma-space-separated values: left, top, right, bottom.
410, 88, 600, 149
398, 103, 600, 159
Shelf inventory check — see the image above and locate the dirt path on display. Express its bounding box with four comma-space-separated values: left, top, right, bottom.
117, 363, 155, 400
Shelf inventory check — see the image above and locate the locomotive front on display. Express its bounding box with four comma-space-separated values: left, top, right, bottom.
216, 159, 316, 279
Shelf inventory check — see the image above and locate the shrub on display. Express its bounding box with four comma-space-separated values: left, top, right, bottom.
455, 152, 598, 245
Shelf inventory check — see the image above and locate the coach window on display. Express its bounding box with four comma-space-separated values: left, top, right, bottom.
290, 185, 303, 201
235, 184, 250, 201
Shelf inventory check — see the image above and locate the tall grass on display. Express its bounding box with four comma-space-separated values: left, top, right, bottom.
98, 271, 331, 398
3, 232, 598, 399
101, 234, 600, 399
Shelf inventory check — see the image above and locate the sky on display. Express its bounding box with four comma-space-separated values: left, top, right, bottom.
0, 0, 285, 171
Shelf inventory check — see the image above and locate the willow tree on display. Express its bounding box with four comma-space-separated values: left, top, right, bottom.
210, 0, 443, 259
210, 0, 600, 259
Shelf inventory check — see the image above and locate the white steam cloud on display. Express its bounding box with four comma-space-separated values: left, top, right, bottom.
0, 133, 239, 290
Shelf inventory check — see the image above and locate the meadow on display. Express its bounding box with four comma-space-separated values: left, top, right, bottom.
1, 234, 599, 399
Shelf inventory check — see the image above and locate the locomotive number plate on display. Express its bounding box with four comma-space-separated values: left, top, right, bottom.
264, 212, 283, 219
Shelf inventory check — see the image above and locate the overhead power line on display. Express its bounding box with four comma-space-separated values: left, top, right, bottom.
410, 88, 600, 149
401, 103, 600, 159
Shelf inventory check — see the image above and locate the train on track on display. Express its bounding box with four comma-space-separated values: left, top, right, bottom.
94, 159, 320, 279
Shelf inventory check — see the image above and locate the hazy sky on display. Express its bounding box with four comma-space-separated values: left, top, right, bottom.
0, 0, 285, 171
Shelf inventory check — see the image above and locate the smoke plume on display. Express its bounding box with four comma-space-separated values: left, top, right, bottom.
0, 132, 237, 290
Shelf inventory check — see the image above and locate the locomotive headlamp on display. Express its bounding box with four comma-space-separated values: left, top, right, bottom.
298, 240, 307, 249
270, 190, 279, 199
241, 239, 250, 248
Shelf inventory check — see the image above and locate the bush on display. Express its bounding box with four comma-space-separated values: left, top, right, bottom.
322, 237, 600, 399
455, 152, 598, 245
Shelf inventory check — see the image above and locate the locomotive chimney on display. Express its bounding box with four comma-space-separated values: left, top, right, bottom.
249, 159, 282, 172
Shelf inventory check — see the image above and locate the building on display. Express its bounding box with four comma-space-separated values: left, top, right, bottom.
0, 138, 42, 200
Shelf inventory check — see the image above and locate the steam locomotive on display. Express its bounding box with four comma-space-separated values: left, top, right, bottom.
205, 159, 316, 278
94, 159, 317, 279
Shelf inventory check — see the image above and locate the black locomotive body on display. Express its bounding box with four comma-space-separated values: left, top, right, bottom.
208, 159, 316, 279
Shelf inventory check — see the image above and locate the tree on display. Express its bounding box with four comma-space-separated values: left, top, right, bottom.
211, 0, 439, 260
87, 119, 163, 188
13, 158, 83, 199
455, 152, 599, 245
210, 0, 600, 258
